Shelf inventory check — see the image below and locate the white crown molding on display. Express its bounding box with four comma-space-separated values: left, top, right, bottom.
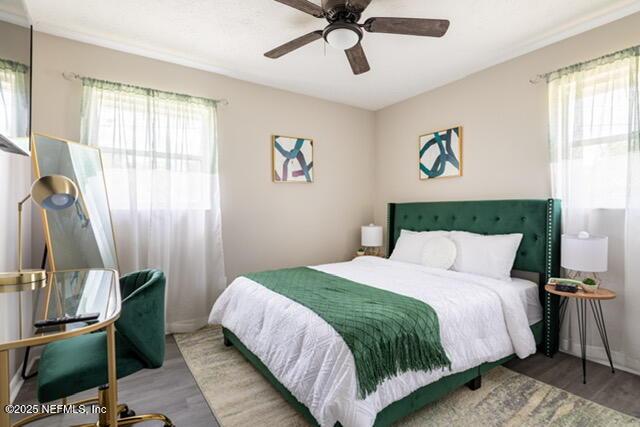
394, 0, 640, 110
32, 22, 239, 79
493, 0, 640, 73
29, 0, 640, 111
19, 0, 32, 25
0, 8, 30, 27
32, 21, 325, 106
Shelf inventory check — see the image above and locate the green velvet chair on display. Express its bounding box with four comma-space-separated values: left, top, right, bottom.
29, 270, 173, 427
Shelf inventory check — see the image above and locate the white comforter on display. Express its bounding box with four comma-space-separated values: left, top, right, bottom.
209, 256, 536, 427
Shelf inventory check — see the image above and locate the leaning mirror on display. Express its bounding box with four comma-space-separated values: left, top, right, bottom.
0, 14, 31, 155
32, 134, 119, 271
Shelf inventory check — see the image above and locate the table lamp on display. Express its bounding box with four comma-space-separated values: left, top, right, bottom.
0, 174, 78, 292
561, 231, 608, 290
361, 224, 383, 256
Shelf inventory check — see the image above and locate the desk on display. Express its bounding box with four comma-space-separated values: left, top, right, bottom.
0, 269, 121, 427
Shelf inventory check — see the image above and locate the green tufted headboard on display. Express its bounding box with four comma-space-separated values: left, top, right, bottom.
387, 199, 562, 356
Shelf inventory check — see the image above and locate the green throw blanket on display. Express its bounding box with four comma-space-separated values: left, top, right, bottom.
245, 267, 451, 398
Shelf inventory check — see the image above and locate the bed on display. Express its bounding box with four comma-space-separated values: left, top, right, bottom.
209, 199, 562, 427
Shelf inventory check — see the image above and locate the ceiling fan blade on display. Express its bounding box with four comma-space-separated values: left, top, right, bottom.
345, 43, 370, 75
274, 0, 324, 18
363, 17, 450, 37
322, 0, 346, 11
346, 0, 373, 13
264, 31, 324, 59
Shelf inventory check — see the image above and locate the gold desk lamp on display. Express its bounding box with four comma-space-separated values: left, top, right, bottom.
0, 175, 79, 292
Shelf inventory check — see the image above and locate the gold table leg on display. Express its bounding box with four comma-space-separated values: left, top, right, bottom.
106, 324, 118, 426
0, 350, 10, 427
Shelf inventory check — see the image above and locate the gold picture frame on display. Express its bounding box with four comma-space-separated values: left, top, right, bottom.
418, 126, 463, 180
271, 135, 314, 183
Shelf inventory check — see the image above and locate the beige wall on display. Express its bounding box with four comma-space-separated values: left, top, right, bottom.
30, 32, 375, 281
27, 13, 640, 281
0, 19, 31, 396
16, 10, 640, 373
0, 19, 29, 63
373, 12, 640, 374
373, 12, 640, 231
0, 152, 32, 396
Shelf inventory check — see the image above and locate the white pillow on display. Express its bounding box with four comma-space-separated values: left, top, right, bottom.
420, 236, 457, 270
449, 231, 523, 280
390, 229, 449, 264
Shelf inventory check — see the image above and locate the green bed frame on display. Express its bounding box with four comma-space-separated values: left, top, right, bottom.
223, 199, 561, 426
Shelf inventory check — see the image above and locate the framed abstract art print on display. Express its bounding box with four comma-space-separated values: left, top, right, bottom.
419, 126, 463, 180
272, 135, 314, 183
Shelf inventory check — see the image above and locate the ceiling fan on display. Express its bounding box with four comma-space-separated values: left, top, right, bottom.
264, 0, 450, 75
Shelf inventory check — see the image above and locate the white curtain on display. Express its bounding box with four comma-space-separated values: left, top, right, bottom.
0, 58, 28, 137
80, 78, 226, 333
548, 46, 640, 373
0, 58, 30, 375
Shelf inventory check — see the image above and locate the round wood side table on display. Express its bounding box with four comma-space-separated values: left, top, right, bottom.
545, 284, 616, 384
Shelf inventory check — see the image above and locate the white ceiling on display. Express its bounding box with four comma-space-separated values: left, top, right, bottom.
7, 0, 640, 110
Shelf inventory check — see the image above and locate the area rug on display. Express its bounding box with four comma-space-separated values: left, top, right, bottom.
175, 326, 639, 426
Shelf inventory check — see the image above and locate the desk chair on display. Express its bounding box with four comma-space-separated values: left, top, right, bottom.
17, 270, 173, 427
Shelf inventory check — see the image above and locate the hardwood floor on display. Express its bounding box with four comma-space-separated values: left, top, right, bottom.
12, 336, 639, 425
505, 351, 640, 418
11, 336, 219, 426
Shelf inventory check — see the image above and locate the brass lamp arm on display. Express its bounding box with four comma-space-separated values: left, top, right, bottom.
17, 193, 32, 272
18, 193, 31, 207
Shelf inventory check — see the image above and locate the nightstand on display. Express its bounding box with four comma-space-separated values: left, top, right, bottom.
545, 284, 616, 384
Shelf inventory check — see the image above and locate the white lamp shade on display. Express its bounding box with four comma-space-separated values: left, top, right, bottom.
361, 224, 383, 247
561, 233, 608, 272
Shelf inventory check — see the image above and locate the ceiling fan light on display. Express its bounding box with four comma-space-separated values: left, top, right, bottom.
325, 27, 360, 50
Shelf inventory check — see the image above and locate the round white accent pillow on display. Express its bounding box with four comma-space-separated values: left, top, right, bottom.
420, 236, 457, 270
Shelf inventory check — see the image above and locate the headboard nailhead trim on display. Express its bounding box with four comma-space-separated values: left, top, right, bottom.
544, 199, 553, 356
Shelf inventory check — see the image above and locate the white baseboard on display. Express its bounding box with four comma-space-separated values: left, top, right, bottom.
10, 368, 23, 404
9, 356, 39, 404
560, 338, 640, 377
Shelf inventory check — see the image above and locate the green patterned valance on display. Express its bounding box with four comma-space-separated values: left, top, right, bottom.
545, 45, 640, 82
81, 77, 219, 107
0, 58, 28, 73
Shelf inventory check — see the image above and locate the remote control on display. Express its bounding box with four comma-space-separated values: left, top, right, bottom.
555, 284, 578, 293
34, 312, 101, 329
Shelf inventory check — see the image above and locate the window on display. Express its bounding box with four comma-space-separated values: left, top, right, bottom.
548, 52, 639, 209
0, 58, 28, 137
547, 46, 640, 375
80, 77, 226, 333
80, 79, 218, 210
